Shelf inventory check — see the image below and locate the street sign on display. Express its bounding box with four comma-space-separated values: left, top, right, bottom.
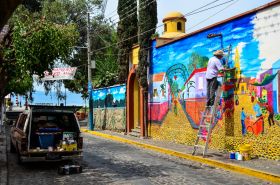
91, 60, 96, 69
41, 67, 77, 81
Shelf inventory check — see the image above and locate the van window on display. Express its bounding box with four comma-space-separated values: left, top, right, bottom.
32, 112, 79, 132
16, 114, 27, 131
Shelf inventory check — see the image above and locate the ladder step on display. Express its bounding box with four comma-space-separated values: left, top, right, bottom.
198, 134, 207, 138
200, 124, 210, 128
202, 115, 213, 118
194, 144, 205, 148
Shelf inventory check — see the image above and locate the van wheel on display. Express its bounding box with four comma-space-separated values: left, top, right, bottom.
10, 139, 16, 153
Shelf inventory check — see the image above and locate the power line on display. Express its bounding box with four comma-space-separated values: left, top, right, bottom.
109, 0, 153, 24
104, 0, 137, 19
187, 0, 240, 32
78, 0, 239, 57
91, 0, 234, 53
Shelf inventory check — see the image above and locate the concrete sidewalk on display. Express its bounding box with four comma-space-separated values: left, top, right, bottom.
81, 128, 280, 184
0, 126, 7, 185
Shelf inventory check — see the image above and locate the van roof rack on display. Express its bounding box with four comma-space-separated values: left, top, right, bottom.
29, 105, 82, 112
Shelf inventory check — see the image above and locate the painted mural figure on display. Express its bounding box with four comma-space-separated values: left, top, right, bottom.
262, 87, 268, 103
251, 90, 255, 103
235, 93, 239, 105
241, 107, 247, 136
253, 103, 262, 118
205, 50, 225, 107
265, 103, 275, 127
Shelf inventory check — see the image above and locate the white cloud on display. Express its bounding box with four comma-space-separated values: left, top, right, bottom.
192, 42, 204, 48
175, 53, 185, 60
119, 87, 126, 94
231, 27, 244, 32
232, 42, 247, 61
98, 92, 105, 98
253, 4, 280, 70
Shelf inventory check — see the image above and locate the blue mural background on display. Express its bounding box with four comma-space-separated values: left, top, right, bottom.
148, 4, 280, 160
150, 13, 263, 79
92, 85, 126, 108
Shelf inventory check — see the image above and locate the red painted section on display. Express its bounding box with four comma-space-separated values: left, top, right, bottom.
184, 68, 207, 86
185, 98, 207, 125
245, 116, 264, 136
148, 102, 169, 122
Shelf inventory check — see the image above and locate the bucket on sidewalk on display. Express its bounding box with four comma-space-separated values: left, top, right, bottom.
239, 144, 252, 161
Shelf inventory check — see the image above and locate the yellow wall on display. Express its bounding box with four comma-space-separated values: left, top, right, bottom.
164, 20, 185, 33
237, 83, 248, 94
133, 78, 140, 128
132, 46, 139, 65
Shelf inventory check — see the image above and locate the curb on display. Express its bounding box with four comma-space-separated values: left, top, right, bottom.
0, 128, 7, 185
81, 128, 280, 184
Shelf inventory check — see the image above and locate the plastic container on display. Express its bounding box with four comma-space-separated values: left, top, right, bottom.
229, 152, 235, 159
235, 152, 243, 160
239, 144, 252, 160
38, 134, 55, 149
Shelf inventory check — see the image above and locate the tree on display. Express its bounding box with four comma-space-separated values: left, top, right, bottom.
137, 0, 157, 89
137, 0, 157, 137
187, 52, 209, 73
0, 0, 21, 30
0, 0, 42, 30
60, 0, 119, 96
0, 4, 78, 101
117, 0, 138, 83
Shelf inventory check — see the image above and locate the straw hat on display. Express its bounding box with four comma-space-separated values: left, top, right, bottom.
213, 50, 225, 56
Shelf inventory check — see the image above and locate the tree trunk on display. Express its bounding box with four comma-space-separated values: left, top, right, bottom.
0, 0, 22, 30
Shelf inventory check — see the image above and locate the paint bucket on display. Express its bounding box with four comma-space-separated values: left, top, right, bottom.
239, 144, 252, 161
237, 153, 243, 161
229, 152, 235, 159
235, 152, 243, 160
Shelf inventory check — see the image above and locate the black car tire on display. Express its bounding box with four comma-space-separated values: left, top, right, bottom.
10, 139, 16, 153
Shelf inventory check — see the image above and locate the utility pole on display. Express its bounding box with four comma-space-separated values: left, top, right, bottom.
87, 12, 94, 130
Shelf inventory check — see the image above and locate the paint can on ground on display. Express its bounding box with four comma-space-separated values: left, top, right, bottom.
237, 153, 243, 160
235, 152, 243, 160
229, 152, 235, 159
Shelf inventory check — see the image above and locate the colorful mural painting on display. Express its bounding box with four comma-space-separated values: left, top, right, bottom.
147, 4, 280, 160
92, 85, 126, 131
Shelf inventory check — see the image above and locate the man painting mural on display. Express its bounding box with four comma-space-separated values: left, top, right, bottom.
205, 50, 225, 107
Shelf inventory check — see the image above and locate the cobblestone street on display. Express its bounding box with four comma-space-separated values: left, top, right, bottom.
6, 133, 273, 185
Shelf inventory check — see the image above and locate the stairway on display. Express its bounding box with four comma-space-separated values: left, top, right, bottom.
129, 126, 141, 137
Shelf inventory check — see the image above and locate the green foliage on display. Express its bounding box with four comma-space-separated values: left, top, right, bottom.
187, 52, 209, 73
0, 4, 78, 98
28, 0, 119, 97
117, 0, 138, 83
92, 46, 119, 88
137, 0, 157, 89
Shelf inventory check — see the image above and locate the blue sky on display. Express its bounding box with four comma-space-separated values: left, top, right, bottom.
105, 0, 274, 34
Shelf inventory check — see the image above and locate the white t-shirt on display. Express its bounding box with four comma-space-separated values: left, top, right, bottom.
206, 56, 224, 79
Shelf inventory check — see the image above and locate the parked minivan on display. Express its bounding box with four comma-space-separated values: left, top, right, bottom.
10, 105, 83, 163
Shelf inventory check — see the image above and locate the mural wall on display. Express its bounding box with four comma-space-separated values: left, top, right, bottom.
92, 85, 126, 131
148, 4, 280, 160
